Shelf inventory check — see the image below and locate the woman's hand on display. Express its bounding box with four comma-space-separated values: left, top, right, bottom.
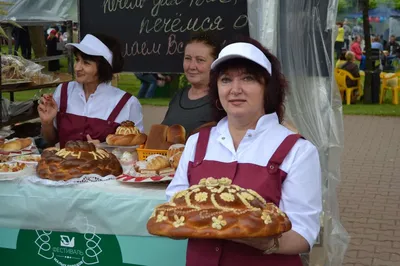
38, 94, 58, 125
230, 237, 275, 251
86, 135, 100, 145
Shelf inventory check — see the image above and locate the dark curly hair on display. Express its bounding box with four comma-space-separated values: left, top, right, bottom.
209, 37, 289, 123
73, 33, 124, 84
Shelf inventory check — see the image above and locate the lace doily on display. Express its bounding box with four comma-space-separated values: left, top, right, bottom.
25, 174, 116, 186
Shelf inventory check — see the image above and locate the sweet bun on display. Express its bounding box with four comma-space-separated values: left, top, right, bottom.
0, 138, 32, 152
145, 154, 170, 170
106, 121, 147, 146
37, 140, 122, 181
147, 177, 291, 239
169, 152, 182, 169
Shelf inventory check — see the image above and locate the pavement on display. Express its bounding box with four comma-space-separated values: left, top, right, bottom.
142, 107, 400, 265
339, 115, 400, 266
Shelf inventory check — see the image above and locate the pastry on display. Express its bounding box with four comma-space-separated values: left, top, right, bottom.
167, 144, 185, 159
147, 177, 291, 239
169, 152, 182, 169
166, 124, 186, 144
146, 154, 170, 170
0, 138, 32, 152
106, 121, 147, 146
37, 140, 122, 181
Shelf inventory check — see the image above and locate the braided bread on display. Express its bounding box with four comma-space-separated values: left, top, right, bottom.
147, 177, 291, 239
106, 121, 147, 146
37, 141, 122, 181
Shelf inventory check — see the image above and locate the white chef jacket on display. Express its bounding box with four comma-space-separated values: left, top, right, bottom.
166, 112, 322, 248
52, 81, 144, 132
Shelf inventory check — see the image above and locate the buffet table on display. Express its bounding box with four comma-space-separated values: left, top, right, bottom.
0, 177, 187, 266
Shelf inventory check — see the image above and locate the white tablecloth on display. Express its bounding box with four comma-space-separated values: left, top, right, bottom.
0, 176, 168, 236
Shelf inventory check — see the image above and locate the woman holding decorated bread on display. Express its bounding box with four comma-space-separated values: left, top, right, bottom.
161, 32, 221, 136
166, 38, 322, 265
38, 33, 144, 148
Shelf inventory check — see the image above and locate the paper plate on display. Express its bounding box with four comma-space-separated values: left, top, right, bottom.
0, 162, 28, 181
11, 154, 41, 165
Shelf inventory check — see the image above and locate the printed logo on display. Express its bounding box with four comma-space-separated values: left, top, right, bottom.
60, 235, 75, 248
35, 218, 102, 266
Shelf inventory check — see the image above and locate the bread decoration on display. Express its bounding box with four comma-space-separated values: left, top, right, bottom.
147, 177, 291, 239
0, 138, 32, 152
37, 140, 122, 181
106, 121, 147, 146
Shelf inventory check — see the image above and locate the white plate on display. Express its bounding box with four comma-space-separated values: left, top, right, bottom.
0, 162, 28, 180
11, 154, 41, 165
117, 174, 173, 183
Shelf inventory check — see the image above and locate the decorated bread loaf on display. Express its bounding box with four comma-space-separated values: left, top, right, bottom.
147, 177, 291, 239
106, 121, 147, 146
37, 141, 122, 180
0, 138, 32, 152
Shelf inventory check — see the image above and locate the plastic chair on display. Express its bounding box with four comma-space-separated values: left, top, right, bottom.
334, 68, 362, 105
379, 72, 400, 105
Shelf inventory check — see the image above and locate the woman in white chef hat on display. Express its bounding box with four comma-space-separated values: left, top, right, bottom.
38, 33, 144, 148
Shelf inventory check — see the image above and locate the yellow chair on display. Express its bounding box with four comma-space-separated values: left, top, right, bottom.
334, 68, 362, 105
379, 72, 400, 105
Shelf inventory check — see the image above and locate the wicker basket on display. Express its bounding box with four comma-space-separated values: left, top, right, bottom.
136, 145, 168, 161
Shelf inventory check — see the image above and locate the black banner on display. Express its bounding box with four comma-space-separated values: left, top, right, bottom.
79, 0, 249, 73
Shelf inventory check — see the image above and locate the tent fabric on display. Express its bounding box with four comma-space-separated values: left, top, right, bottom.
4, 0, 77, 23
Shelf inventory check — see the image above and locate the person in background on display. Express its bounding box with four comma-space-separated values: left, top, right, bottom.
336, 49, 347, 68
340, 51, 360, 103
167, 38, 322, 265
335, 22, 345, 59
343, 19, 351, 49
384, 35, 399, 55
161, 31, 221, 136
371, 35, 383, 51
38, 33, 144, 148
350, 35, 364, 67
46, 29, 60, 72
136, 73, 170, 99
352, 21, 363, 39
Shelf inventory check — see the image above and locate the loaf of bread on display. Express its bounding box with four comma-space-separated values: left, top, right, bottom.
37, 140, 122, 181
144, 124, 169, 149
146, 154, 170, 170
147, 177, 291, 239
166, 124, 186, 144
106, 121, 147, 146
0, 138, 32, 152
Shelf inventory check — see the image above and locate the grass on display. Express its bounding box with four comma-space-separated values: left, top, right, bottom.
343, 103, 400, 116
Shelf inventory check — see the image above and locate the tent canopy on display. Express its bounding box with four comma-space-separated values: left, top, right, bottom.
347, 6, 400, 19
3, 0, 77, 24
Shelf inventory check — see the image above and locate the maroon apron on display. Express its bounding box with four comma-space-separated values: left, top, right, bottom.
186, 127, 303, 266
57, 82, 132, 148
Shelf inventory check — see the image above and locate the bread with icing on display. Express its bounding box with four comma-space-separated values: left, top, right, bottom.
147, 177, 291, 239
106, 121, 147, 146
167, 144, 185, 159
37, 140, 122, 180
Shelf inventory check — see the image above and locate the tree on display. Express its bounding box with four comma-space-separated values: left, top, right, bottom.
338, 0, 400, 12
362, 0, 373, 104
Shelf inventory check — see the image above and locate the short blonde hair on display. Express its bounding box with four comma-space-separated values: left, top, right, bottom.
345, 51, 355, 61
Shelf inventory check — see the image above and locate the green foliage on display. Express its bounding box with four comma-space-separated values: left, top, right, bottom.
338, 0, 400, 12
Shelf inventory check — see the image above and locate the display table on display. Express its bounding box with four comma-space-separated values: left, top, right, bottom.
0, 177, 187, 266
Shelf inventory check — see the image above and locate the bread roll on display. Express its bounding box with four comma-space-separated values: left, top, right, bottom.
1, 138, 32, 152
144, 124, 169, 149
106, 121, 147, 146
167, 124, 186, 144
146, 154, 170, 170
167, 144, 185, 159
147, 177, 291, 239
169, 152, 182, 169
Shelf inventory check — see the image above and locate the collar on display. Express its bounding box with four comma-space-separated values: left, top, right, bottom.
216, 112, 280, 138
76, 82, 110, 96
